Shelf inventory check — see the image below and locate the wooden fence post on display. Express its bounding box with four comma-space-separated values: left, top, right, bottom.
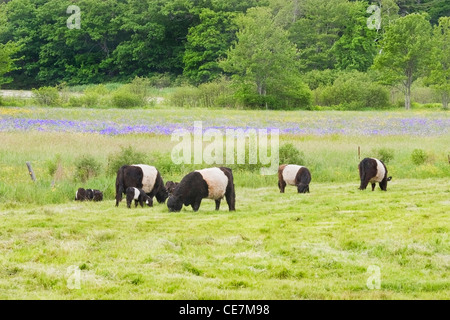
358, 146, 361, 161
26, 161, 36, 182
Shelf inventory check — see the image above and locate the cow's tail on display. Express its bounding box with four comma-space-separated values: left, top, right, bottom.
115, 166, 125, 206
358, 162, 366, 190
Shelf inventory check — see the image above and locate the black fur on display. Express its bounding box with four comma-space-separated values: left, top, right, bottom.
278, 165, 312, 193
75, 188, 87, 201
115, 165, 168, 207
358, 158, 392, 191
167, 167, 236, 212
165, 181, 179, 196
92, 190, 103, 201
126, 187, 152, 208
75, 188, 103, 201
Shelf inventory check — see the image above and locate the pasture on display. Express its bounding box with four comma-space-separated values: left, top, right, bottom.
0, 107, 449, 299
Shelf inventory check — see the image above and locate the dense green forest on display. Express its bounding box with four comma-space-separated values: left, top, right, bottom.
0, 0, 449, 109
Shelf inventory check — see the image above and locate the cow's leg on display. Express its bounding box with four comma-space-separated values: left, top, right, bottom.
225, 188, 236, 211
192, 197, 202, 212
215, 199, 221, 211
379, 179, 388, 191
278, 180, 286, 193
127, 200, 131, 208
371, 183, 376, 191
359, 177, 370, 190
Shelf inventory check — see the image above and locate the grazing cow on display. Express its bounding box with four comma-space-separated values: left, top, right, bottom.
165, 181, 179, 196
126, 187, 152, 208
167, 167, 235, 212
75, 188, 88, 201
91, 189, 103, 201
358, 158, 392, 191
278, 164, 311, 193
115, 164, 168, 207
75, 188, 103, 201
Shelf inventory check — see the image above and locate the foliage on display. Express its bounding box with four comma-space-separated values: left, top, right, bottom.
74, 155, 102, 182
32, 86, 61, 106
315, 71, 390, 109
107, 146, 148, 176
1, 0, 449, 110
220, 7, 311, 110
373, 13, 433, 109
373, 147, 395, 164
411, 149, 429, 165
424, 17, 450, 109
111, 88, 144, 109
0, 40, 21, 87
183, 9, 238, 84
279, 143, 305, 165
46, 154, 62, 177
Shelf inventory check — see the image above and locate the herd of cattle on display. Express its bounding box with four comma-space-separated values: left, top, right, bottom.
74, 157, 392, 212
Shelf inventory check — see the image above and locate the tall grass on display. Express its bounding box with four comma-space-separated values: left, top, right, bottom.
0, 130, 448, 204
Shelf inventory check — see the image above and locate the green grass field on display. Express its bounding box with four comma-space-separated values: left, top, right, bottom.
0, 107, 448, 299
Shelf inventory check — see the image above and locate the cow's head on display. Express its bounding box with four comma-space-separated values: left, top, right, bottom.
144, 195, 153, 207
155, 186, 169, 204
297, 183, 309, 193
165, 181, 179, 195
167, 195, 183, 212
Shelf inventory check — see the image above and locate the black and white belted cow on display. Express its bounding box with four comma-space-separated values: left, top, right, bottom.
126, 187, 152, 208
358, 158, 392, 191
75, 188, 103, 201
115, 164, 168, 207
167, 167, 236, 212
278, 164, 311, 193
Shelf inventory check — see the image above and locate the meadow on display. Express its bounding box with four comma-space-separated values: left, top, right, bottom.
0, 106, 449, 299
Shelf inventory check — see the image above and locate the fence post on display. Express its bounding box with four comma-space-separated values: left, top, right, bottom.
358, 146, 361, 161
26, 161, 36, 182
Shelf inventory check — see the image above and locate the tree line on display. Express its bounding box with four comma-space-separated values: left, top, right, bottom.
0, 0, 449, 109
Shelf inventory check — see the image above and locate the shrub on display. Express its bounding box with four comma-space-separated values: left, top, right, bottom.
148, 73, 173, 88
46, 154, 62, 177
32, 86, 61, 106
197, 77, 235, 108
74, 155, 102, 182
374, 147, 395, 164
303, 69, 339, 90
316, 71, 390, 109
279, 143, 305, 165
234, 76, 312, 110
411, 149, 429, 165
168, 86, 201, 108
128, 76, 150, 99
107, 146, 148, 176
111, 88, 144, 108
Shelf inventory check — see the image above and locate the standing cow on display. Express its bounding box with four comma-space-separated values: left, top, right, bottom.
278, 164, 311, 193
358, 158, 392, 191
167, 167, 235, 212
126, 187, 152, 208
115, 164, 168, 207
